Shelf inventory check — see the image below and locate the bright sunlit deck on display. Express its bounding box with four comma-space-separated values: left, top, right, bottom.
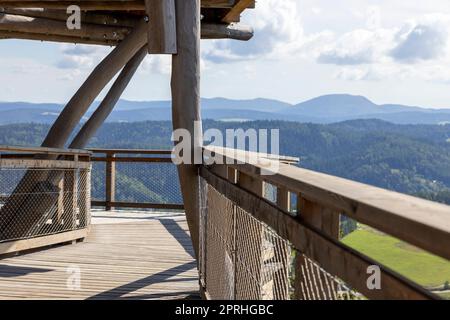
0, 210, 199, 300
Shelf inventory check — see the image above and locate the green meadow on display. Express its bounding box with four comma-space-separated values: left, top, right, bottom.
342, 226, 450, 293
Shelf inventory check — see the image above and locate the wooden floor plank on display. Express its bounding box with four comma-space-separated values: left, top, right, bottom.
0, 211, 199, 300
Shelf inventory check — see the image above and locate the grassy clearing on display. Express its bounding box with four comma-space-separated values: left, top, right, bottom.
341, 227, 450, 289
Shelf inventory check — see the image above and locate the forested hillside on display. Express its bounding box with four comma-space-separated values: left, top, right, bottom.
1, 119, 449, 204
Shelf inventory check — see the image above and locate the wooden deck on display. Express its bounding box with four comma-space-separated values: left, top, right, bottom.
0, 210, 199, 300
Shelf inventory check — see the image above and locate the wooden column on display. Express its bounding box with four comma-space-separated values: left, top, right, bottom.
63, 169, 77, 229
171, 0, 202, 260
145, 0, 177, 54
294, 196, 341, 300
105, 153, 116, 211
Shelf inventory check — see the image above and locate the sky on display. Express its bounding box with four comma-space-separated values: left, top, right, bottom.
1, 0, 450, 108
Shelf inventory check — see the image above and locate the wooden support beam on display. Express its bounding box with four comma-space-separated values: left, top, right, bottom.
70, 46, 147, 149
145, 0, 177, 54
222, 0, 253, 23
203, 0, 255, 8
0, 13, 129, 40
0, 11, 253, 44
0, 30, 120, 45
171, 0, 202, 260
0, 8, 139, 27
201, 22, 252, 40
0, 20, 147, 240
41, 19, 147, 149
0, 0, 255, 11
0, 1, 146, 10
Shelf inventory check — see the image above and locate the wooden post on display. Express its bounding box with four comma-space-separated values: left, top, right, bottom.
145, 0, 177, 54
238, 172, 264, 197
294, 196, 340, 300
297, 197, 340, 239
277, 186, 290, 212
105, 153, 116, 211
171, 0, 202, 260
56, 177, 64, 227
227, 167, 237, 184
63, 170, 74, 229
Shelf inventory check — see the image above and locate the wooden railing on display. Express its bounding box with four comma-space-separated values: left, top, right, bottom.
198, 147, 450, 300
89, 149, 184, 211
0, 145, 91, 256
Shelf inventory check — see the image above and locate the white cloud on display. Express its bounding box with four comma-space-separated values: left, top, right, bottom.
203, 0, 304, 63
56, 44, 112, 74
317, 28, 394, 65
312, 10, 450, 85
139, 55, 171, 75
390, 15, 449, 63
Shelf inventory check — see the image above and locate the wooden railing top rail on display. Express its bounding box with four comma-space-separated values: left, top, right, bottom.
89, 148, 172, 155
0, 145, 91, 156
203, 146, 450, 261
204, 146, 300, 164
89, 148, 299, 163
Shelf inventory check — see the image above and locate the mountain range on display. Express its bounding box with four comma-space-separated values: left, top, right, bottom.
1, 94, 450, 125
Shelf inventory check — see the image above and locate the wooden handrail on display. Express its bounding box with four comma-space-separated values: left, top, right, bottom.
89, 148, 172, 155
200, 167, 440, 300
0, 145, 91, 156
204, 146, 450, 261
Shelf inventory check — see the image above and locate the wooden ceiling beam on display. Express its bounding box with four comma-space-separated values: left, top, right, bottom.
1, 8, 139, 26
0, 1, 147, 11
0, 12, 129, 40
0, 11, 253, 44
0, 0, 254, 8
202, 0, 254, 8
221, 0, 253, 23
0, 30, 120, 45
201, 22, 252, 40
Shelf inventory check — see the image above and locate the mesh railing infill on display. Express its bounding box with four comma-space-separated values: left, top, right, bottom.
0, 164, 91, 243
199, 177, 364, 300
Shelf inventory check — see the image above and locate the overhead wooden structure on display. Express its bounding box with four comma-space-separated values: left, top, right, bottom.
0, 0, 256, 261
0, 0, 255, 45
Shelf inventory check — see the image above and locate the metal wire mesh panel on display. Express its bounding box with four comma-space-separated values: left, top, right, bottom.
0, 160, 91, 243
199, 175, 364, 300
114, 162, 182, 205
293, 251, 364, 300
91, 161, 106, 201
199, 180, 292, 300
204, 185, 235, 299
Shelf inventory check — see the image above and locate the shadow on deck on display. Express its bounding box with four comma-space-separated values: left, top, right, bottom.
0, 210, 199, 300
